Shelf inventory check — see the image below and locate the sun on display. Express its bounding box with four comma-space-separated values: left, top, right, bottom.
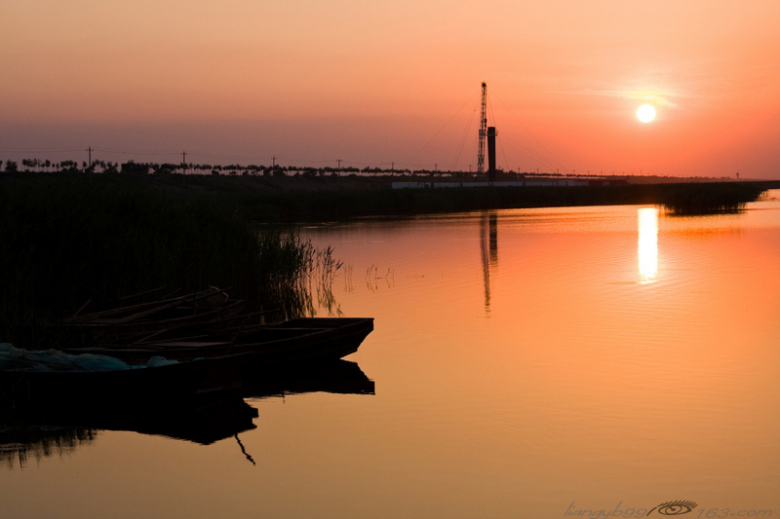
636, 104, 656, 123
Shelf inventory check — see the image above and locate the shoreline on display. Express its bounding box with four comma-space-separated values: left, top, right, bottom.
2, 172, 778, 222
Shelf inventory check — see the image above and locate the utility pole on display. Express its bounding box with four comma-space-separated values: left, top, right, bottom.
87, 147, 92, 170
477, 82, 487, 175
182, 151, 187, 174
337, 159, 342, 170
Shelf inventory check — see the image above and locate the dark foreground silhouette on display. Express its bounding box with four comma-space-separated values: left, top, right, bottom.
0, 359, 374, 467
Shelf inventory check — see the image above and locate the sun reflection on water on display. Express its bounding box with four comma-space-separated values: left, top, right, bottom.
638, 207, 658, 283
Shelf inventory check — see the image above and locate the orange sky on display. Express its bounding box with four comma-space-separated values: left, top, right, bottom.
1, 0, 779, 177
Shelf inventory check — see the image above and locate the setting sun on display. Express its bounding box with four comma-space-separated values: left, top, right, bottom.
636, 104, 657, 123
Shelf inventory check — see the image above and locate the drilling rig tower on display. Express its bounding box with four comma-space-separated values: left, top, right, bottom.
477, 82, 487, 175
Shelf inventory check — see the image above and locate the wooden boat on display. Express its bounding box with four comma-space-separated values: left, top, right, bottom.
59, 287, 247, 345
63, 317, 374, 372
65, 286, 229, 323
0, 343, 241, 412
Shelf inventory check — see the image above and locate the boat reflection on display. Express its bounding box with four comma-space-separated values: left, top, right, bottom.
0, 360, 374, 467
243, 359, 375, 399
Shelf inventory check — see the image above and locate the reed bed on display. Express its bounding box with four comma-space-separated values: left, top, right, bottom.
655, 182, 768, 216
0, 426, 96, 469
0, 177, 317, 344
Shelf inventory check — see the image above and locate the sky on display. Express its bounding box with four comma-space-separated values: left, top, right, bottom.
2, 0, 779, 178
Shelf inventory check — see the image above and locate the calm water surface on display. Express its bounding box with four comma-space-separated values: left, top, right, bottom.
4, 192, 780, 518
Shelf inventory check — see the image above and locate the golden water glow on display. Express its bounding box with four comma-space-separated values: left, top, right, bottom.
638, 207, 658, 282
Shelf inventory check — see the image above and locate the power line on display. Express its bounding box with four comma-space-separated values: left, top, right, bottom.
489, 89, 567, 172
412, 89, 479, 160
451, 105, 478, 171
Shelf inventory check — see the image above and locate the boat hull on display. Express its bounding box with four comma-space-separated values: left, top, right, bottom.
67, 317, 375, 372
0, 357, 241, 412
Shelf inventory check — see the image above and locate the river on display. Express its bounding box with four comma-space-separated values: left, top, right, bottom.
3, 192, 780, 518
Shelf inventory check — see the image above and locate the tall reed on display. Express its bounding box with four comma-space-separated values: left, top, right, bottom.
254, 234, 344, 319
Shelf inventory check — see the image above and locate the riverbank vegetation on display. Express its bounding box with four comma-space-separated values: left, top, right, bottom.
217, 178, 777, 222
653, 182, 772, 215
0, 176, 317, 344
23, 172, 767, 222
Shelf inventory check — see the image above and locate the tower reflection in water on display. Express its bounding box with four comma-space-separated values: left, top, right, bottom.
480, 211, 498, 312
638, 207, 659, 283
477, 207, 660, 309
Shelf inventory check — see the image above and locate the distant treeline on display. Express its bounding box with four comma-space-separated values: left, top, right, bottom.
0, 157, 539, 177
1, 156, 571, 178
1, 157, 739, 183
